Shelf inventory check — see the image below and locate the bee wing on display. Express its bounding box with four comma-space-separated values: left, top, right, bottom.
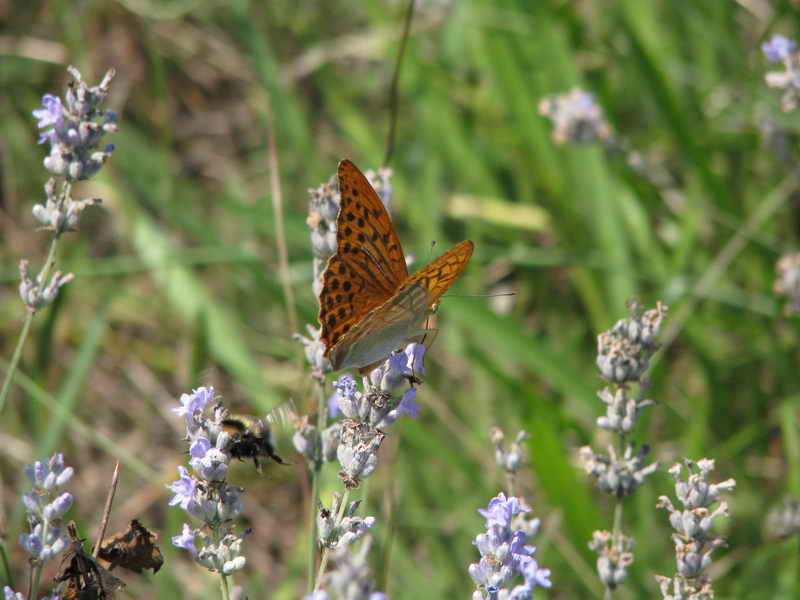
264, 399, 300, 430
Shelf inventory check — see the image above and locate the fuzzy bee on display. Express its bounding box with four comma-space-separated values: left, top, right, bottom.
220, 414, 287, 471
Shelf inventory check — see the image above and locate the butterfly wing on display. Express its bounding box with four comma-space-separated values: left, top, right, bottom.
319, 160, 409, 352
327, 240, 474, 371
403, 239, 474, 305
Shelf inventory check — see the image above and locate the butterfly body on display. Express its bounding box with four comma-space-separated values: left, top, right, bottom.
319, 160, 473, 371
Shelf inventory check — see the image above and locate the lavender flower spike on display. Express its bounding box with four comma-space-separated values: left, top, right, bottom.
33, 66, 117, 181
469, 493, 551, 599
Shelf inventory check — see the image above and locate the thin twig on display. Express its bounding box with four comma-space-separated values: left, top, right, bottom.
93, 461, 120, 558
265, 95, 299, 334
383, 0, 416, 167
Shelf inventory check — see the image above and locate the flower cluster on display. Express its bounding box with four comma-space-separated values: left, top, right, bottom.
33, 66, 117, 181
492, 429, 530, 476
588, 530, 634, 591
469, 493, 551, 599
765, 497, 800, 540
655, 459, 736, 599
18, 259, 74, 312
762, 34, 800, 112
579, 443, 658, 498
774, 252, 800, 316
306, 538, 389, 600
538, 89, 612, 145
326, 344, 423, 488
580, 302, 665, 498
167, 387, 257, 575
20, 453, 74, 563
32, 177, 102, 236
595, 301, 667, 386
317, 494, 376, 550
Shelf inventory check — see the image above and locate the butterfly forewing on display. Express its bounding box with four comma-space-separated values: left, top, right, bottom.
319, 160, 409, 351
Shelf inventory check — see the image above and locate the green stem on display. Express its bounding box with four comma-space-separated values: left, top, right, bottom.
0, 237, 60, 416
307, 380, 328, 592
219, 572, 231, 600
315, 489, 350, 589
0, 537, 13, 591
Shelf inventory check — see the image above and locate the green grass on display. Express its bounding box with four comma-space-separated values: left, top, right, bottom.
2, 1, 800, 598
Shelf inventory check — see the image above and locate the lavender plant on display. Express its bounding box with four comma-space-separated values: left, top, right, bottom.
0, 66, 118, 415
579, 302, 666, 596
19, 453, 75, 599
468, 493, 551, 600
305, 343, 423, 589
167, 387, 255, 600
468, 428, 551, 599
655, 459, 735, 599
296, 165, 427, 592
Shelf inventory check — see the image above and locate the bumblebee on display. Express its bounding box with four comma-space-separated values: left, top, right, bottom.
220, 415, 286, 470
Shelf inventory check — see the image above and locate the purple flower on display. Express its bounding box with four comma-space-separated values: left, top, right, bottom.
399, 387, 420, 418
763, 34, 797, 62
189, 436, 211, 458
408, 343, 426, 375
32, 95, 63, 144
479, 493, 529, 529
331, 374, 358, 417
190, 447, 229, 482
166, 466, 197, 510
172, 523, 199, 556
43, 492, 73, 520
4, 587, 25, 600
172, 387, 215, 425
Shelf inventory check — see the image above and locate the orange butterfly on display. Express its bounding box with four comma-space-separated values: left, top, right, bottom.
318, 159, 473, 372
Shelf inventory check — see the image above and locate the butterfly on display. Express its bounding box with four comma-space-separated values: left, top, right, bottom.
318, 159, 473, 373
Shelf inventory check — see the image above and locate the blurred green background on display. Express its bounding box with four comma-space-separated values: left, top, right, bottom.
2, 1, 800, 598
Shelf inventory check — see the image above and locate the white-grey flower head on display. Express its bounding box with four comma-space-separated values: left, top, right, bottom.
588, 530, 634, 589
337, 436, 382, 488
293, 325, 331, 375
766, 497, 800, 539
31, 178, 102, 235
596, 302, 667, 384
539, 88, 613, 145
492, 428, 531, 474
197, 532, 247, 575
18, 260, 75, 311
580, 443, 657, 498
595, 385, 654, 434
